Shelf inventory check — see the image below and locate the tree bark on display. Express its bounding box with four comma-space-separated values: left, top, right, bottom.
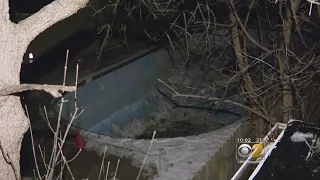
228, 4, 271, 136
0, 0, 88, 179
280, 0, 301, 123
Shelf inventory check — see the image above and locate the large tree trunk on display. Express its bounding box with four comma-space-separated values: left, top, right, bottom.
0, 0, 88, 179
280, 0, 301, 123
0, 18, 30, 180
228, 5, 270, 137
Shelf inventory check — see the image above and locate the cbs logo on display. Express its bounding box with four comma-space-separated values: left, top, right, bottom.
237, 143, 264, 158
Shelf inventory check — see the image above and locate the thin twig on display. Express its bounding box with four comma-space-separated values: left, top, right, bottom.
105, 161, 110, 180
58, 143, 75, 180
158, 79, 277, 124
136, 130, 157, 180
63, 49, 69, 86
98, 146, 107, 180
38, 144, 48, 171
25, 105, 42, 180
66, 149, 82, 163
59, 63, 83, 160
113, 159, 120, 180
157, 78, 178, 94
47, 49, 70, 180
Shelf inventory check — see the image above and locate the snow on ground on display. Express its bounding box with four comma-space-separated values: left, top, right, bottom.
79, 120, 243, 180
290, 131, 314, 142
290, 130, 320, 154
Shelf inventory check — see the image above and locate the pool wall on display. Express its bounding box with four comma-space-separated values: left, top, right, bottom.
60, 48, 173, 136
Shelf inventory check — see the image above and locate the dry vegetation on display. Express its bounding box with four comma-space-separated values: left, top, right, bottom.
89, 0, 320, 136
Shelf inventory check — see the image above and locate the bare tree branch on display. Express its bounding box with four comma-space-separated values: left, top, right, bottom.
228, 0, 273, 53
174, 93, 277, 124
0, 84, 75, 98
18, 0, 89, 42
158, 79, 277, 124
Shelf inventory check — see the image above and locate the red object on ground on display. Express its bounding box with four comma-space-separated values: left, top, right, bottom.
75, 130, 86, 149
